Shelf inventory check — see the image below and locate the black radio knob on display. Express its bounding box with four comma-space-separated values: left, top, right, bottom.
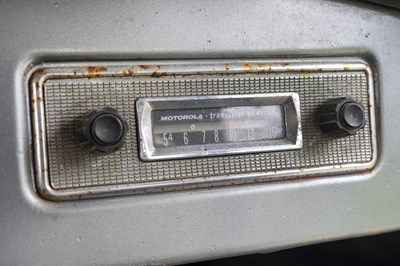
317, 97, 366, 137
77, 107, 129, 155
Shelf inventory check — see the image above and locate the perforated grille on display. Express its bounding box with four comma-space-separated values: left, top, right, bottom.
44, 71, 371, 190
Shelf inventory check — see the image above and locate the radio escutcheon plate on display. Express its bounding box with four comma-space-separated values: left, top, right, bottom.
28, 57, 377, 200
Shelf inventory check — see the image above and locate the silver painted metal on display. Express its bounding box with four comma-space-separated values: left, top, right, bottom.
29, 57, 377, 201
136, 93, 302, 160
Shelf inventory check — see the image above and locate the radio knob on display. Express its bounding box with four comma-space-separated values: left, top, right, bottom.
77, 107, 129, 155
317, 97, 366, 137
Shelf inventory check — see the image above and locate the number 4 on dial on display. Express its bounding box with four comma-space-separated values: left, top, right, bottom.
163, 133, 173, 146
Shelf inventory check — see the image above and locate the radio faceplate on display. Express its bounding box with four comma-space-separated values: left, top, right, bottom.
136, 93, 302, 161
28, 58, 377, 200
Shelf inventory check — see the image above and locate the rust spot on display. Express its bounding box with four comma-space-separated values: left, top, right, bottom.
370, 229, 380, 236
73, 70, 77, 76
292, 176, 317, 182
128, 68, 137, 75
300, 72, 312, 77
86, 66, 107, 78
139, 65, 151, 70
37, 68, 45, 75
122, 68, 138, 76
87, 66, 107, 73
223, 64, 230, 71
41, 167, 48, 173
35, 82, 40, 90
149, 66, 167, 78
37, 97, 42, 102
242, 64, 255, 73
30, 68, 45, 78
281, 63, 289, 67
255, 64, 269, 73
260, 64, 273, 71
39, 129, 43, 143
344, 65, 350, 71
360, 167, 376, 175
257, 64, 266, 68
151, 71, 169, 78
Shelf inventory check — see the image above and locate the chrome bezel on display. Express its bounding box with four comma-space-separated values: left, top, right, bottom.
136, 93, 302, 161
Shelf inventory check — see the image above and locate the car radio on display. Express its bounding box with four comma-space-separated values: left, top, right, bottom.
28, 58, 377, 200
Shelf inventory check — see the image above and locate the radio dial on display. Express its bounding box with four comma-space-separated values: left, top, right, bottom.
317, 97, 366, 137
